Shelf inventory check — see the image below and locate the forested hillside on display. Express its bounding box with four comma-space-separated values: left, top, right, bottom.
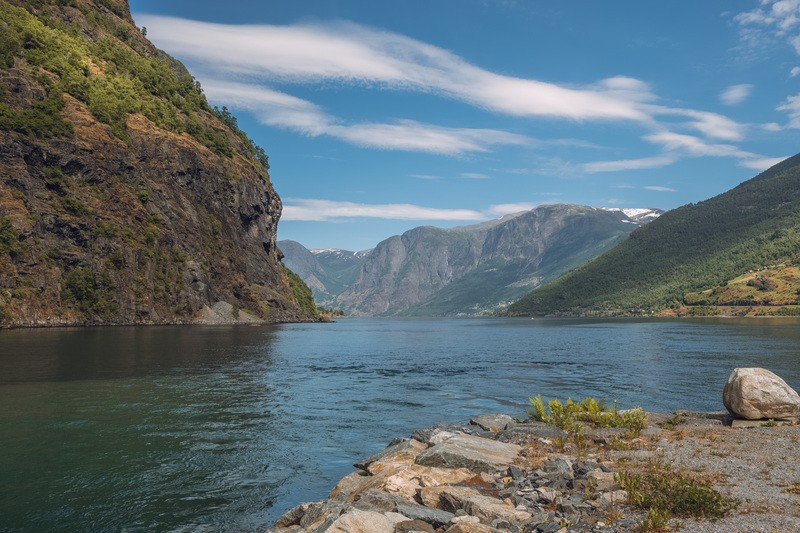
507, 153, 800, 316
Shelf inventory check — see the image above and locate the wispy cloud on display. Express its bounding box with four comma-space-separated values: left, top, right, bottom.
409, 174, 443, 180
137, 15, 651, 123
792, 66, 800, 76
204, 80, 530, 154
460, 172, 491, 179
583, 154, 677, 173
135, 13, 778, 167
738, 155, 789, 170
488, 203, 540, 215
720, 84, 754, 105
643, 185, 676, 192
644, 131, 756, 159
282, 199, 558, 221
282, 199, 486, 222
777, 94, 800, 128
735, 0, 800, 47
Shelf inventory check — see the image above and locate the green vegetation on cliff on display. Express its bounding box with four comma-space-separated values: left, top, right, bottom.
283, 265, 321, 319
0, 0, 266, 166
0, 0, 314, 325
508, 153, 800, 316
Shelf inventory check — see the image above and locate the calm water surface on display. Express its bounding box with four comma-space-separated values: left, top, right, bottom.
1, 317, 799, 532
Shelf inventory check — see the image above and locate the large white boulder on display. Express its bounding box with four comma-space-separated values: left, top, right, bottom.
723, 367, 800, 420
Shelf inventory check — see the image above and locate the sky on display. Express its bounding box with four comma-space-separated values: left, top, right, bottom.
129, 1, 800, 251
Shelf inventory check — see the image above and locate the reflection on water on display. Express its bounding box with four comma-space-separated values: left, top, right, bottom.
1, 318, 800, 531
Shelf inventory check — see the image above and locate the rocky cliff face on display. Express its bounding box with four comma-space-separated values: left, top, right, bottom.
0, 0, 317, 325
331, 205, 661, 316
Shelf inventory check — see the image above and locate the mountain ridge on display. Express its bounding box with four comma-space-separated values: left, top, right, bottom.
507, 153, 800, 316
281, 203, 662, 316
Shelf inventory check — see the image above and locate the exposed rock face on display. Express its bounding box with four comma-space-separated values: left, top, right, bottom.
328, 205, 661, 316
0, 0, 316, 325
723, 367, 800, 421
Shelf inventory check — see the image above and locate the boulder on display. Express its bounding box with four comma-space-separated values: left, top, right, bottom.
396, 519, 436, 533
470, 414, 514, 433
354, 439, 427, 473
326, 509, 408, 533
415, 434, 522, 473
722, 367, 800, 421
412, 423, 493, 444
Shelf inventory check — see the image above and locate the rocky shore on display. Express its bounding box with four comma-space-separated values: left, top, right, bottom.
268, 369, 800, 532
267, 410, 800, 533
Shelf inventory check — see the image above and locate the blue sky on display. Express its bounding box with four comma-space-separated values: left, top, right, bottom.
129, 1, 800, 251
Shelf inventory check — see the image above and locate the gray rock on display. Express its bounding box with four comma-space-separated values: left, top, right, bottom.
353, 489, 405, 513
470, 414, 515, 432
275, 501, 320, 527
495, 422, 567, 444
542, 458, 573, 480
354, 438, 418, 471
723, 367, 800, 421
412, 423, 493, 444
395, 519, 435, 533
415, 434, 522, 473
395, 502, 455, 527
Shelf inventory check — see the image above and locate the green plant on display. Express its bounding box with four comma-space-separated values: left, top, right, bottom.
62, 267, 119, 319
637, 507, 670, 532
618, 462, 739, 530
60, 195, 88, 215
283, 265, 320, 318
528, 395, 648, 436
0, 217, 22, 257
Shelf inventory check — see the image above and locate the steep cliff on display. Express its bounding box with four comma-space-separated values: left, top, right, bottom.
0, 0, 318, 325
329, 205, 661, 316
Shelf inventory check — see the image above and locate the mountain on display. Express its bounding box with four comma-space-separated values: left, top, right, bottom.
507, 153, 800, 317
278, 240, 370, 307
321, 204, 661, 316
0, 0, 319, 325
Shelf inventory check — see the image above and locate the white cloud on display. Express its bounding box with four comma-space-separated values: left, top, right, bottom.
202, 80, 331, 135
762, 122, 783, 131
282, 199, 486, 222
137, 15, 650, 122
738, 156, 789, 170
327, 121, 529, 154
460, 173, 491, 179
791, 66, 800, 76
644, 131, 756, 159
488, 203, 540, 215
777, 93, 800, 127
582, 154, 677, 173
136, 13, 752, 163
203, 80, 530, 154
735, 1, 800, 52
409, 174, 443, 180
720, 84, 754, 105
643, 185, 676, 192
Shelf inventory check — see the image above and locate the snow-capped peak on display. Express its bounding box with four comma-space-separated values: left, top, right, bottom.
600, 207, 663, 224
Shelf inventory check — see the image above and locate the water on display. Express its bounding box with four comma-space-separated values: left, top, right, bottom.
1, 317, 800, 532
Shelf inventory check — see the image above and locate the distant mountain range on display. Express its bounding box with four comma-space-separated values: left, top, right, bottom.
278, 241, 370, 308
507, 152, 800, 316
280, 204, 662, 316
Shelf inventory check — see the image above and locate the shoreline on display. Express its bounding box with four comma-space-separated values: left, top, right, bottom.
268, 411, 800, 533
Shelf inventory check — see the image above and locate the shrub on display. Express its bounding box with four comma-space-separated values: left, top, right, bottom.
0, 217, 22, 257
528, 395, 648, 436
62, 267, 119, 319
617, 462, 739, 530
